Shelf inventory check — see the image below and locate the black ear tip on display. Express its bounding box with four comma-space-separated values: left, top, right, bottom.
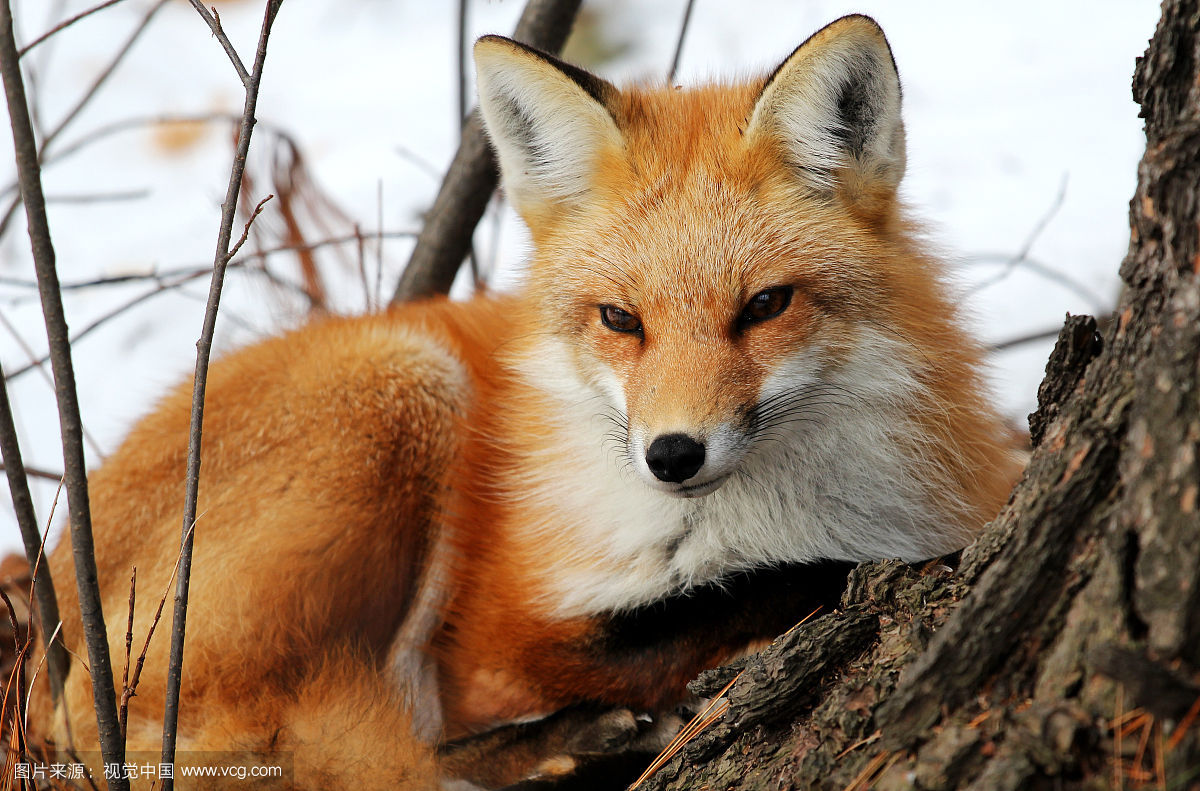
828, 13, 886, 35
476, 34, 511, 48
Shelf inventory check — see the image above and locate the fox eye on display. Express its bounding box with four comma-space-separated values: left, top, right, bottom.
739, 286, 793, 328
600, 305, 642, 334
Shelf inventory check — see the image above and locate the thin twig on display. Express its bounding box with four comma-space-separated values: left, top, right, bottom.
18, 0, 129, 58
0, 229, 416, 293
0, 1, 127, 785
0, 308, 105, 455
1, 229, 416, 382
4, 268, 214, 381
122, 524, 192, 748
118, 568, 135, 740
391, 0, 585, 303
965, 175, 1075, 298
24, 621, 63, 731
392, 143, 443, 182
841, 750, 893, 791
0, 463, 63, 483
44, 188, 150, 204
836, 730, 883, 760
226, 194, 274, 262
1167, 693, 1200, 752
376, 180, 384, 307
964, 252, 1109, 310
354, 224, 370, 310
0, 0, 169, 239
43, 0, 167, 153
185, 0, 250, 87
629, 607, 824, 790
667, 0, 696, 82
160, 3, 282, 785
988, 327, 1068, 353
629, 674, 738, 789
0, 305, 61, 387
0, 112, 252, 200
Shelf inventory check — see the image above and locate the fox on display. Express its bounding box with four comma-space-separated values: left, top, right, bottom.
25, 14, 1024, 790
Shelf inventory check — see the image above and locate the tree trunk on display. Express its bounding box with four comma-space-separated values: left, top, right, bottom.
635, 2, 1200, 789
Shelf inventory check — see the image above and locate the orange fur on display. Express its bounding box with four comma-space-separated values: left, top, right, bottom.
33, 16, 1024, 789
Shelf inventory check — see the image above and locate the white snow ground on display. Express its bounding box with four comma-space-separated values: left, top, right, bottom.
0, 0, 1163, 553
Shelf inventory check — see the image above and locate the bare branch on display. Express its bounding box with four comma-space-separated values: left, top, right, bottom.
391, 0, 584, 303
0, 308, 106, 452
0, 0, 169, 239
964, 251, 1110, 311
1, 229, 417, 383
964, 176, 1091, 301
160, 2, 283, 784
43, 188, 150, 204
44, 0, 167, 152
392, 143, 443, 181
185, 0, 250, 87
0, 463, 63, 483
668, 0, 696, 82
0, 229, 415, 294
4, 267, 213, 381
225, 193, 274, 262
1, 113, 244, 198
121, 522, 191, 753
0, 0, 127, 785
18, 0, 129, 58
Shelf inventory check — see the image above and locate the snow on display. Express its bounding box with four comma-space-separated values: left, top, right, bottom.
0, 0, 1162, 553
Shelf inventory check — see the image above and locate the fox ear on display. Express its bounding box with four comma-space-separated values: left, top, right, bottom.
474, 36, 621, 219
746, 15, 905, 195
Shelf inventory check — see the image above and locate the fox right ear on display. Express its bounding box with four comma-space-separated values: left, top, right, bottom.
474, 36, 622, 221
745, 15, 906, 197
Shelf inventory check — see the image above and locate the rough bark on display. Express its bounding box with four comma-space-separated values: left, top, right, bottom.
627, 2, 1200, 789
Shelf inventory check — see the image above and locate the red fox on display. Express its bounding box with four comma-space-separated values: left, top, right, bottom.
30, 14, 1023, 789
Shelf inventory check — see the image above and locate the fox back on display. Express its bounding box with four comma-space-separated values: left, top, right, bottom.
33, 15, 1024, 790
429, 16, 1024, 736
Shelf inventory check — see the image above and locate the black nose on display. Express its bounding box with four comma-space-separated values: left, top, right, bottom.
645, 434, 706, 483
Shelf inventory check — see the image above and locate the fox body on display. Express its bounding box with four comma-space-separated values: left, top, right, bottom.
38, 15, 1023, 789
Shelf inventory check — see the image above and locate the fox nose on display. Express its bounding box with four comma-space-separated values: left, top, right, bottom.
645, 434, 706, 483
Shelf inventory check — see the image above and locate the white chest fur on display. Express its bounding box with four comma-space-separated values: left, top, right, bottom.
509, 333, 970, 620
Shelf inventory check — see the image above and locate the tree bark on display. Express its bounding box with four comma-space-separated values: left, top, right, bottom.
631, 2, 1200, 789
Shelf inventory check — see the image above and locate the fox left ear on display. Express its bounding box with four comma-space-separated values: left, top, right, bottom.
746, 15, 905, 196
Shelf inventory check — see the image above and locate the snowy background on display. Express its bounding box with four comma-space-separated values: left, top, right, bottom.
0, 0, 1163, 553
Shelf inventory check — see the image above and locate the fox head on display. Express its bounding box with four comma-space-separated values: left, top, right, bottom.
473, 16, 1009, 539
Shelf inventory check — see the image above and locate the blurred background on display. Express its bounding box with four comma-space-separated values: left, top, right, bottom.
0, 0, 1163, 552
